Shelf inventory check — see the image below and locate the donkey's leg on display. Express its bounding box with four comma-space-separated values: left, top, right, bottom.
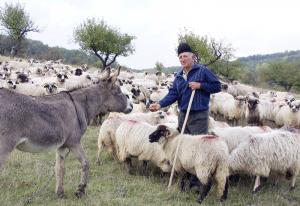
55, 147, 69, 198
70, 144, 89, 198
0, 138, 15, 169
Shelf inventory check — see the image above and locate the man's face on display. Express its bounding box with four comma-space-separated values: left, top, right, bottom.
178, 52, 194, 70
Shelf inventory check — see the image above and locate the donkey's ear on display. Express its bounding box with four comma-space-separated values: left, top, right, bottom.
100, 67, 111, 81
109, 66, 121, 84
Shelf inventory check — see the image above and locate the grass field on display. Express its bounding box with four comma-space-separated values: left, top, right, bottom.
0, 126, 299, 206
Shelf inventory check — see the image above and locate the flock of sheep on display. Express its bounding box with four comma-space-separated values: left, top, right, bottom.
1, 57, 300, 203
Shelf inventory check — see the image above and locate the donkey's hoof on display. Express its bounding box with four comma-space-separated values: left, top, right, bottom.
75, 184, 86, 198
75, 190, 85, 198
57, 192, 66, 199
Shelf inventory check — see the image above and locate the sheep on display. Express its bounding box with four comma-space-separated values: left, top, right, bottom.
275, 100, 300, 128
115, 120, 172, 174
229, 130, 300, 193
96, 111, 169, 164
8, 82, 60, 96
210, 92, 246, 125
208, 116, 230, 133
211, 125, 272, 153
227, 81, 255, 97
245, 95, 280, 126
1, 79, 19, 89
149, 88, 168, 102
149, 125, 229, 203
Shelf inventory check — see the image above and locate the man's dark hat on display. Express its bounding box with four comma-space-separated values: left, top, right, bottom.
177, 42, 193, 55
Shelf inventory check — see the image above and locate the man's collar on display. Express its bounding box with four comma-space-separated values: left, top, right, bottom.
178, 64, 200, 77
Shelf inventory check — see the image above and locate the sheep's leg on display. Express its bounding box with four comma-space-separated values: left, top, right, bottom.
124, 158, 132, 174
179, 172, 190, 192
229, 174, 240, 186
55, 147, 69, 198
140, 160, 148, 175
96, 142, 103, 165
214, 166, 229, 201
290, 176, 296, 190
252, 176, 261, 194
70, 144, 89, 198
220, 178, 229, 202
197, 178, 212, 204
189, 173, 200, 191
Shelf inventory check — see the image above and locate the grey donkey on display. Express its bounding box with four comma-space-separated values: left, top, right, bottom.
0, 67, 132, 198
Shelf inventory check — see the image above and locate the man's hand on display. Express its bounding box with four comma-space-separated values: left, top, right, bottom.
149, 103, 161, 112
189, 82, 201, 90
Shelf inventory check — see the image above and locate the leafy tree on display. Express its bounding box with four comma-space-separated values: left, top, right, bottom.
214, 60, 247, 82
178, 29, 234, 67
258, 60, 300, 91
0, 2, 39, 56
155, 61, 164, 73
74, 18, 135, 70
177, 29, 238, 81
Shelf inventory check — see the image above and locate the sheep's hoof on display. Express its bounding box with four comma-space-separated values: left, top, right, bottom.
252, 185, 262, 194
219, 196, 227, 202
290, 186, 296, 191
196, 196, 204, 204
96, 160, 102, 166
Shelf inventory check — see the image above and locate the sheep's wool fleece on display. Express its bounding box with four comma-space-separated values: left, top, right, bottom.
229, 131, 300, 176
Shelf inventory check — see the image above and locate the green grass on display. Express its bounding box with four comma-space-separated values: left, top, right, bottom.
1, 126, 300, 206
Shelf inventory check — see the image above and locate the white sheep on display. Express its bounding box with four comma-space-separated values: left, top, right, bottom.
210, 92, 246, 125
229, 130, 300, 193
211, 125, 272, 153
275, 100, 300, 127
96, 111, 169, 164
208, 116, 230, 133
149, 125, 229, 203
115, 120, 172, 174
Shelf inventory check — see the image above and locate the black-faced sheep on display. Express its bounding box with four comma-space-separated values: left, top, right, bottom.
149, 125, 229, 203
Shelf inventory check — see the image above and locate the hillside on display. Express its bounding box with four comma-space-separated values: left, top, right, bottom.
238, 50, 300, 70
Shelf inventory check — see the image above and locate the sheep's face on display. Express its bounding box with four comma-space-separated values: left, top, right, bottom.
234, 95, 246, 106
44, 83, 58, 94
285, 96, 295, 107
221, 83, 228, 91
17, 73, 29, 83
247, 96, 259, 110
149, 125, 170, 144
74, 68, 83, 76
6, 79, 18, 89
57, 73, 68, 83
289, 101, 300, 113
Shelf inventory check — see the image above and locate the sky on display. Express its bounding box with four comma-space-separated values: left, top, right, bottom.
0, 0, 300, 69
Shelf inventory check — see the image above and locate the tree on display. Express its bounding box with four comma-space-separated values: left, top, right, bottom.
0, 2, 39, 56
178, 29, 234, 67
258, 60, 300, 91
155, 61, 164, 73
74, 18, 135, 70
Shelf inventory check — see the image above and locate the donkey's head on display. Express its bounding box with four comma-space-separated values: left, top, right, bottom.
101, 66, 133, 114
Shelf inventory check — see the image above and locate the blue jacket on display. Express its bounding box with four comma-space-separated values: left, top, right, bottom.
159, 64, 221, 112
